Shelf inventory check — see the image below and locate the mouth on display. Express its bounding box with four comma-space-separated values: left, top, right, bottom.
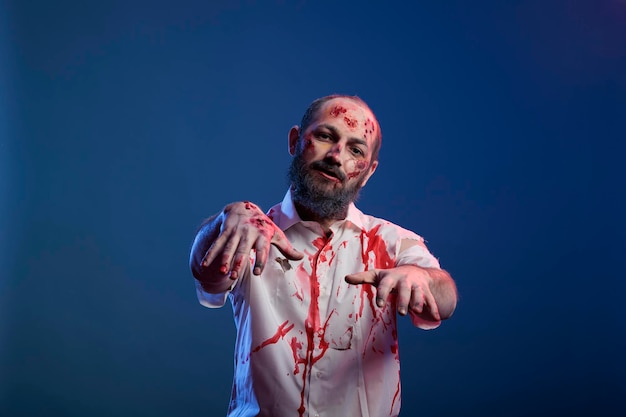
314, 168, 342, 183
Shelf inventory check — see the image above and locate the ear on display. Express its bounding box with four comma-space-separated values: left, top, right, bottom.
288, 125, 300, 156
359, 160, 378, 188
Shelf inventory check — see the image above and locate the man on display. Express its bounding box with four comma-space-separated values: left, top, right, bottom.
189, 95, 458, 417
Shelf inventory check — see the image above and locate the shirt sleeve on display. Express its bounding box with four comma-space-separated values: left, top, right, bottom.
195, 279, 236, 308
395, 238, 441, 269
395, 235, 442, 330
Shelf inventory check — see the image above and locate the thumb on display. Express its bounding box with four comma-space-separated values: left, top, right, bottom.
271, 230, 304, 260
345, 270, 379, 285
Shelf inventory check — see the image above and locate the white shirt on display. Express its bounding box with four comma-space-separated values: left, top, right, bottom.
197, 190, 441, 417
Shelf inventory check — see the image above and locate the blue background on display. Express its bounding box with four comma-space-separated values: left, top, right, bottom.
1, 1, 625, 416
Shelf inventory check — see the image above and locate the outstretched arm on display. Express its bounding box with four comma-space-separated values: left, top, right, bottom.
345, 239, 457, 323
190, 201, 303, 294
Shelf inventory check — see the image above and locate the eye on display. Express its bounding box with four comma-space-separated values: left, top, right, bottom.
315, 132, 332, 141
350, 147, 364, 156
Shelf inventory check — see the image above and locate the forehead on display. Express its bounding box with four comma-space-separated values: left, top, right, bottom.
316, 98, 373, 122
310, 98, 378, 150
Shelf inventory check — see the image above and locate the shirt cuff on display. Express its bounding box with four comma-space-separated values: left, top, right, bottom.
195, 280, 231, 308
409, 310, 441, 330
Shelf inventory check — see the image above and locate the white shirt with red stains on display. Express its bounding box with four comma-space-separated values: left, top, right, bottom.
197, 190, 441, 417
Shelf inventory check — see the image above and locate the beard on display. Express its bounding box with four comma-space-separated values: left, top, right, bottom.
287, 152, 367, 221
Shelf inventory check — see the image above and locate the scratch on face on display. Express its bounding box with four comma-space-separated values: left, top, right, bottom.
346, 159, 368, 179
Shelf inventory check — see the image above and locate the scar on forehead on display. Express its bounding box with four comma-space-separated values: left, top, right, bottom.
329, 105, 348, 117
344, 116, 358, 129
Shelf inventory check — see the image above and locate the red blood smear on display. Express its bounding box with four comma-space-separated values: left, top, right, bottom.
247, 217, 266, 228
343, 116, 358, 129
357, 224, 395, 329
361, 224, 394, 269
347, 170, 361, 180
292, 287, 304, 301
289, 336, 306, 374
329, 105, 347, 117
252, 320, 295, 353
312, 236, 334, 264
244, 201, 253, 210
347, 161, 367, 180
390, 369, 401, 414
297, 237, 334, 417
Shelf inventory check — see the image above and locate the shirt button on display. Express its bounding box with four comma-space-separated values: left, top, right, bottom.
316, 371, 322, 378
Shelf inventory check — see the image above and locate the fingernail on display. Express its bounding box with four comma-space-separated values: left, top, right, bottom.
253, 267, 261, 275
230, 270, 238, 279
219, 265, 228, 274
398, 307, 407, 316
376, 298, 384, 307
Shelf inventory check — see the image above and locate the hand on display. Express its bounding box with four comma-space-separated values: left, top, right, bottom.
201, 201, 303, 279
345, 265, 441, 320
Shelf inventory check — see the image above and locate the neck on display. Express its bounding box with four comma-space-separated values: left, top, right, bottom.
293, 201, 348, 233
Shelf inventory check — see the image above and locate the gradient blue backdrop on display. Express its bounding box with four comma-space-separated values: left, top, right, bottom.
2, 1, 625, 416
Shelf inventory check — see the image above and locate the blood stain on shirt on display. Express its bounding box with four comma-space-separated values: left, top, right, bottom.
294, 240, 338, 417
361, 224, 394, 269
252, 320, 295, 353
390, 369, 401, 414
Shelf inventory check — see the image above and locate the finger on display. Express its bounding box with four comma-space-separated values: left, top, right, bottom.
201, 231, 231, 269
409, 285, 425, 315
218, 233, 242, 275
252, 232, 274, 275
271, 229, 303, 260
396, 281, 412, 316
423, 288, 441, 321
345, 270, 378, 285
375, 275, 394, 308
229, 234, 254, 280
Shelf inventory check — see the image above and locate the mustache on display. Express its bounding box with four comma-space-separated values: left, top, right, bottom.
309, 160, 346, 181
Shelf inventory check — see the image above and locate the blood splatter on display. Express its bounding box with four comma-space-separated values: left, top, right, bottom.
247, 217, 266, 228
361, 224, 395, 270
244, 201, 253, 210
312, 236, 334, 264
294, 238, 338, 417
289, 336, 305, 374
390, 369, 401, 414
329, 105, 347, 117
343, 116, 358, 129
252, 320, 295, 353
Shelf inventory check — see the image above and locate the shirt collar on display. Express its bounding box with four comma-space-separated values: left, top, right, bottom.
275, 189, 366, 232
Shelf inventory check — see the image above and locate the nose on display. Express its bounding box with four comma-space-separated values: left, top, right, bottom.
325, 143, 342, 165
